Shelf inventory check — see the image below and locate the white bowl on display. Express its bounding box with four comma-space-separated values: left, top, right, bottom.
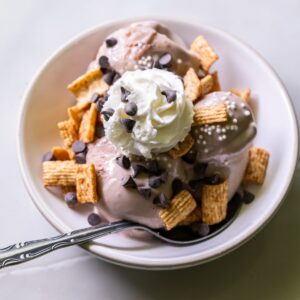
17, 17, 298, 270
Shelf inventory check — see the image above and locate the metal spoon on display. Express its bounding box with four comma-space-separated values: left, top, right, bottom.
0, 199, 241, 269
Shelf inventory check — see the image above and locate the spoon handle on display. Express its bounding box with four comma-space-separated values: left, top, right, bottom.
0, 221, 135, 269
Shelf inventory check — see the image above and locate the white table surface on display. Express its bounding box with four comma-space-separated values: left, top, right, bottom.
0, 0, 299, 298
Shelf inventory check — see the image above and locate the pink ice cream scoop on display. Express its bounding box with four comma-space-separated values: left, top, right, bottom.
92, 21, 200, 76
87, 137, 190, 228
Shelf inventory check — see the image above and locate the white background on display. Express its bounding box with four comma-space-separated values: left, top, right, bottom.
0, 0, 300, 299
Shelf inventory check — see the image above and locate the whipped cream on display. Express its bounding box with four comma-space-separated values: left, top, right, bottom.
103, 69, 194, 158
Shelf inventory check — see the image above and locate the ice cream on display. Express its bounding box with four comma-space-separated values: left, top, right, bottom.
102, 68, 194, 158
87, 137, 189, 228
92, 21, 201, 76
191, 92, 257, 159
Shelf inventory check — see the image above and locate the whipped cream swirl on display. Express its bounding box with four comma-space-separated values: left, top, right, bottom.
103, 69, 194, 158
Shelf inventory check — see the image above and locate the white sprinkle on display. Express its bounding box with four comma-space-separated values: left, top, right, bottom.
218, 136, 223, 141
146, 63, 152, 68
225, 100, 230, 105
177, 58, 182, 64
222, 134, 227, 139
233, 118, 238, 124
197, 140, 201, 144
228, 112, 233, 117
224, 160, 229, 166
204, 148, 208, 153
226, 125, 230, 129
194, 129, 199, 134
168, 163, 172, 168
241, 102, 246, 108
244, 110, 251, 116
147, 55, 151, 60
211, 125, 215, 130
222, 128, 226, 133
208, 131, 212, 136
199, 134, 203, 139
216, 128, 221, 133
163, 157, 168, 161
202, 140, 207, 145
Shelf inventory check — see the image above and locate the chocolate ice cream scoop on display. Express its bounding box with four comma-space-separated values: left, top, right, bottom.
191, 91, 257, 160
86, 137, 189, 229
92, 21, 200, 76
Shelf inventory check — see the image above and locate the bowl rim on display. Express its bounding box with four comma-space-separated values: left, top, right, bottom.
17, 16, 299, 270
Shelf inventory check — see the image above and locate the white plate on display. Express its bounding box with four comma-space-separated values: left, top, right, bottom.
17, 17, 298, 270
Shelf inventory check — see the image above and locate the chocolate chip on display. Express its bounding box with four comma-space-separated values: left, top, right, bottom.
112, 72, 121, 83
121, 175, 137, 188
102, 108, 114, 121
120, 86, 130, 102
103, 70, 116, 85
172, 178, 183, 197
153, 193, 169, 208
42, 151, 55, 162
191, 223, 210, 237
64, 192, 77, 207
145, 160, 160, 174
197, 68, 206, 79
160, 171, 168, 183
194, 163, 208, 179
161, 89, 176, 103
137, 186, 152, 199
75, 152, 86, 164
125, 102, 137, 116
181, 149, 197, 164
131, 163, 145, 177
120, 118, 136, 133
104, 91, 109, 101
203, 174, 223, 185
158, 53, 172, 68
105, 37, 118, 47
98, 55, 110, 69
149, 175, 162, 188
188, 179, 203, 190
90, 92, 101, 103
96, 97, 105, 112
87, 213, 101, 226
72, 140, 86, 154
116, 155, 131, 169
95, 122, 105, 138
243, 190, 255, 204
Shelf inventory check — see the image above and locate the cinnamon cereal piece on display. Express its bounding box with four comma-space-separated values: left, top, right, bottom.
67, 69, 109, 104
79, 103, 97, 143
230, 88, 251, 102
190, 36, 218, 71
183, 68, 201, 102
168, 134, 195, 159
211, 71, 221, 92
76, 164, 97, 204
243, 147, 270, 185
179, 207, 202, 226
43, 161, 78, 186
52, 147, 70, 161
200, 74, 213, 96
201, 180, 228, 225
57, 120, 78, 148
159, 190, 197, 230
193, 103, 227, 125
